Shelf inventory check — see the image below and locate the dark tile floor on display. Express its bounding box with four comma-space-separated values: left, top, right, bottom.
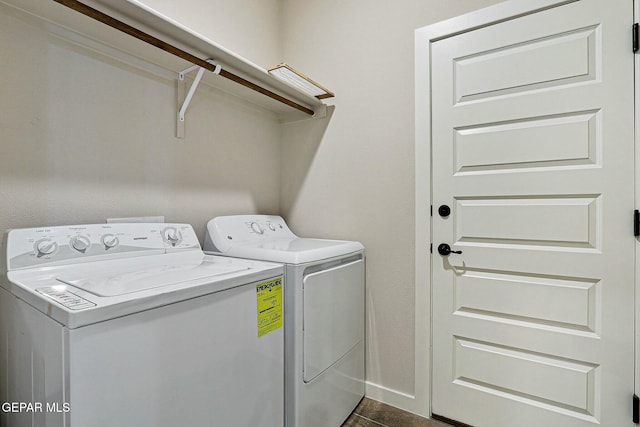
342, 398, 450, 427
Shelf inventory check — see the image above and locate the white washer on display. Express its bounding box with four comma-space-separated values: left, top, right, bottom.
204, 215, 365, 427
0, 223, 284, 427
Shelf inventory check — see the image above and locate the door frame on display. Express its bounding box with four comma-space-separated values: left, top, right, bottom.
413, 0, 637, 419
634, 0, 640, 405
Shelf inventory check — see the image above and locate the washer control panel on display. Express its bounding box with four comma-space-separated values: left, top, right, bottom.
205, 215, 296, 253
6, 223, 201, 270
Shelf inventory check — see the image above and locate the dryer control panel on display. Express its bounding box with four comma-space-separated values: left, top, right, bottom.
205, 215, 297, 253
5, 223, 200, 271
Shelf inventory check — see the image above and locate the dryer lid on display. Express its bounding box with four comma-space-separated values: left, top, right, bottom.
205, 215, 363, 264
221, 238, 363, 264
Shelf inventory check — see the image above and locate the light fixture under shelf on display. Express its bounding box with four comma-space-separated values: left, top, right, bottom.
268, 63, 334, 100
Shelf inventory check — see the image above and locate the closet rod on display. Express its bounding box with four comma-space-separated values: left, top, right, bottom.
53, 0, 315, 116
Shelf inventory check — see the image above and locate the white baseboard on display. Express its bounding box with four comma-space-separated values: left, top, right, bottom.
364, 381, 429, 418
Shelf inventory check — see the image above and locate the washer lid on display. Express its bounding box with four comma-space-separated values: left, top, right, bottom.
5, 253, 283, 328
2, 223, 284, 328
56, 258, 249, 297
222, 238, 364, 264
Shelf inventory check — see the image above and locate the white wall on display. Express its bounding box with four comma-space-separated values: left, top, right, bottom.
0, 1, 282, 244
280, 0, 502, 414
123, 0, 282, 67
1, 0, 509, 418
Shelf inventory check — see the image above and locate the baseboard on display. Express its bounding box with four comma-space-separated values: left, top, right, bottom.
365, 381, 429, 418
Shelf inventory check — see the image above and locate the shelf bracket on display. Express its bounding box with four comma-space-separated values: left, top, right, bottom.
55, 0, 317, 122
177, 60, 221, 138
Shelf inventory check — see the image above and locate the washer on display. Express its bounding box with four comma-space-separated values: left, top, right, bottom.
204, 215, 365, 427
0, 222, 284, 427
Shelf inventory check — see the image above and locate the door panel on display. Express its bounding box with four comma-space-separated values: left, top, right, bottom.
454, 26, 597, 103
431, 1, 634, 426
453, 111, 598, 173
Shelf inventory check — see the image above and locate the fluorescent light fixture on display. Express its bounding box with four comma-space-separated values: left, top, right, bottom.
268, 63, 334, 99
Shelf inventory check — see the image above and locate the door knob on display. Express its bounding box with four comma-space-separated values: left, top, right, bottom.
438, 205, 451, 217
438, 243, 462, 256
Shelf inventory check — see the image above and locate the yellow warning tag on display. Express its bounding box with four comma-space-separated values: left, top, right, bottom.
256, 277, 283, 338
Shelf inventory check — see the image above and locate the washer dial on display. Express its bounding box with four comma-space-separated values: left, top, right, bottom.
101, 234, 119, 250
163, 227, 182, 246
70, 235, 91, 253
35, 239, 58, 257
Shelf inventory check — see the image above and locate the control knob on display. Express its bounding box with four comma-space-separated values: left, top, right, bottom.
101, 234, 119, 250
35, 239, 58, 257
250, 222, 264, 235
163, 227, 182, 246
70, 236, 91, 253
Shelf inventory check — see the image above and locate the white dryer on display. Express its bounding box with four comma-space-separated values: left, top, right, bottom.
0, 223, 284, 427
204, 215, 365, 427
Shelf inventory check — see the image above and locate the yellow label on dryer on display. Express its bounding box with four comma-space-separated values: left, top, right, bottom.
256, 277, 283, 337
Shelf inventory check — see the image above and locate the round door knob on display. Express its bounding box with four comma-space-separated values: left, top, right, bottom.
438, 243, 462, 256
438, 205, 451, 217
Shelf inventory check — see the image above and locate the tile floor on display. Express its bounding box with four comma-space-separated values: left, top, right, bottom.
341, 398, 450, 427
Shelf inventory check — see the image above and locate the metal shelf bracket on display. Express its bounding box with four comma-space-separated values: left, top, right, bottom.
177, 59, 221, 138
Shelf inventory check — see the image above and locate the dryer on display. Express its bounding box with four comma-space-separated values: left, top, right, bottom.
204, 215, 365, 427
1, 222, 284, 427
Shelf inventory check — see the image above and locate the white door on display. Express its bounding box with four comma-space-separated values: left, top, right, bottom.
430, 1, 635, 426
